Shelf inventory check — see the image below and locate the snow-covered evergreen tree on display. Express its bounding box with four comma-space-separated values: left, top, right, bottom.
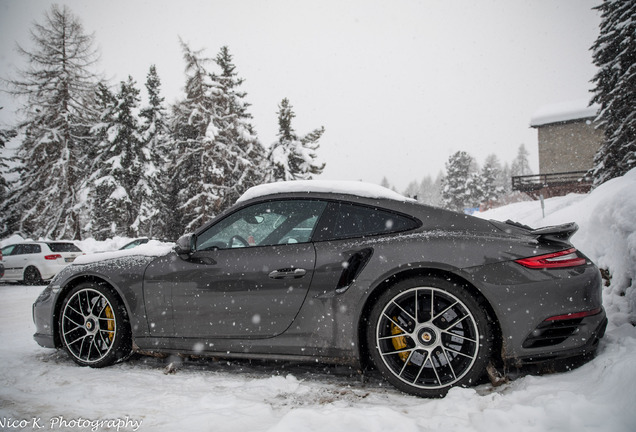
136, 65, 170, 238
211, 46, 267, 210
88, 77, 143, 240
0, 115, 17, 234
480, 154, 504, 204
589, 0, 636, 186
417, 172, 444, 207
0, 112, 16, 206
170, 40, 223, 233
441, 151, 477, 211
510, 144, 532, 177
266, 98, 325, 182
404, 180, 420, 199
498, 162, 513, 196
5, 5, 99, 239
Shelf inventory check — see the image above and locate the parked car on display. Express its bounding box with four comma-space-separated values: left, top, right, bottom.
32, 182, 606, 397
2, 241, 83, 285
118, 238, 171, 250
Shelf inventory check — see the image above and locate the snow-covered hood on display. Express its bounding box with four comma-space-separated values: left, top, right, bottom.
73, 240, 175, 265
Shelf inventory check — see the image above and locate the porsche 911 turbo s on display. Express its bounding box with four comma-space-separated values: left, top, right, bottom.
32, 181, 607, 397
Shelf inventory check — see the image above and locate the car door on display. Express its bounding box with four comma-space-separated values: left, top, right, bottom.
1, 244, 19, 279
143, 199, 327, 339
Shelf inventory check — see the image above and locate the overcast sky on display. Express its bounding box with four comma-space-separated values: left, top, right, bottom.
0, 0, 601, 190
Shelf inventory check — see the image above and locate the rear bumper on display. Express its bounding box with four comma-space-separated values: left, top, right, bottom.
506, 309, 608, 365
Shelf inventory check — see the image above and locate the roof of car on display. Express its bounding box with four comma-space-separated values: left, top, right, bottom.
237, 180, 415, 204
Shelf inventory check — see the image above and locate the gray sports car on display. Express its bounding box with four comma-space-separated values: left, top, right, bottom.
32, 181, 607, 397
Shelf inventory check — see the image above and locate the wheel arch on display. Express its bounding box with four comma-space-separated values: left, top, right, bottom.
356, 266, 503, 370
23, 264, 43, 284
52, 275, 130, 348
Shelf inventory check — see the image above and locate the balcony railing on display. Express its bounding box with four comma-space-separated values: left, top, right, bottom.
512, 171, 593, 193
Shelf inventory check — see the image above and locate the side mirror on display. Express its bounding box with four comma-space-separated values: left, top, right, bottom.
175, 233, 196, 256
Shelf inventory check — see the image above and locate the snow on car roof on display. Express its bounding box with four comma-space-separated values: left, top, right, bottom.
236, 180, 415, 203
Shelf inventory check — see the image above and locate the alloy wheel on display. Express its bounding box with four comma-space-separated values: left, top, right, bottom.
375, 286, 481, 390
61, 288, 117, 365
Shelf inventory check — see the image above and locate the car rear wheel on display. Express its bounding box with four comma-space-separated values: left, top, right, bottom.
59, 282, 132, 367
367, 276, 493, 397
23, 266, 43, 285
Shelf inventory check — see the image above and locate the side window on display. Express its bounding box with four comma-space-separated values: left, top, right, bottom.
2, 245, 16, 256
196, 200, 327, 250
24, 244, 42, 254
331, 203, 419, 240
12, 244, 27, 255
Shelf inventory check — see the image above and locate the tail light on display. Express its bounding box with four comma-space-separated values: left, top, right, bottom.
515, 248, 586, 269
44, 254, 63, 260
544, 307, 602, 322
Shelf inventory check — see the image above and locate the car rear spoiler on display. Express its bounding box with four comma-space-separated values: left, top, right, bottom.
505, 220, 579, 243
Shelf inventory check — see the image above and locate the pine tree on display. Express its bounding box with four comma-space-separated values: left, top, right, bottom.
88, 77, 143, 240
83, 82, 116, 237
380, 177, 394, 191
480, 154, 504, 204
0, 111, 16, 205
404, 180, 420, 200
211, 46, 266, 210
267, 98, 325, 182
417, 173, 443, 207
498, 162, 513, 196
5, 5, 99, 239
441, 151, 477, 211
0, 114, 17, 234
136, 65, 170, 238
589, 0, 636, 186
170, 40, 223, 233
510, 144, 532, 177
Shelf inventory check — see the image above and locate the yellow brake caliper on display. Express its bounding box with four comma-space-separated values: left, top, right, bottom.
390, 319, 409, 362
104, 304, 115, 342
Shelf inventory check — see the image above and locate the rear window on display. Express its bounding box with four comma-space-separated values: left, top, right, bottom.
48, 243, 82, 253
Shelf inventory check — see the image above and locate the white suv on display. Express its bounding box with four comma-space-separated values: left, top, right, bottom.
1, 242, 83, 285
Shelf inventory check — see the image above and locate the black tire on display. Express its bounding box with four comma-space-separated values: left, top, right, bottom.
58, 282, 132, 368
23, 266, 43, 285
366, 276, 493, 398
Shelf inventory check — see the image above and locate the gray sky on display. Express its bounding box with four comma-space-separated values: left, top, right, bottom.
0, 0, 601, 190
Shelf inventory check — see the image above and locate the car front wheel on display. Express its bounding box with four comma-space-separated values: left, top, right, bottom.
59, 282, 132, 367
367, 276, 493, 397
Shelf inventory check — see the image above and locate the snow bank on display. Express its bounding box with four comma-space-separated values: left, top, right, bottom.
0, 233, 26, 248
530, 98, 600, 127
237, 180, 414, 203
478, 168, 636, 327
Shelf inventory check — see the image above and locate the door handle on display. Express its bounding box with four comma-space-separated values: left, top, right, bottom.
268, 268, 307, 279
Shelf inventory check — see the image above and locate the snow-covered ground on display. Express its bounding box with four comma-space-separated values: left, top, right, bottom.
1, 170, 635, 432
